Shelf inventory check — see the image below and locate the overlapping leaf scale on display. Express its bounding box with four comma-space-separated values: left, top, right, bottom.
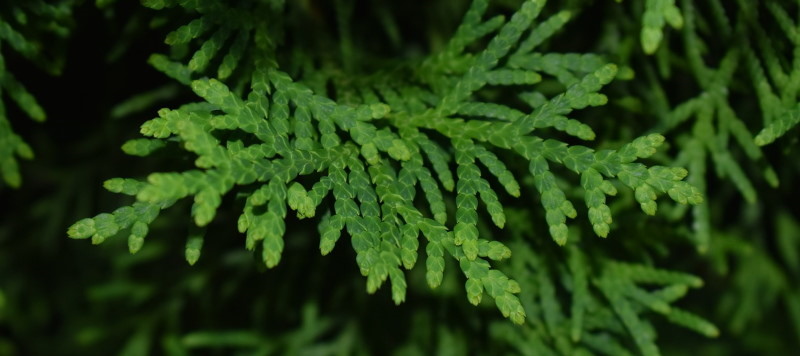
640, 0, 684, 54
68, 179, 170, 253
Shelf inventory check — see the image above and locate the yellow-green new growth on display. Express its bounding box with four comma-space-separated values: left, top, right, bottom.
641, 0, 683, 54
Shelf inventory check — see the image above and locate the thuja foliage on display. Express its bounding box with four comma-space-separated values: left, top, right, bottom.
1, 0, 799, 355
70, 0, 708, 325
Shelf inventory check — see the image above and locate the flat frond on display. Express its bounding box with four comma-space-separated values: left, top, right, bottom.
70, 0, 706, 327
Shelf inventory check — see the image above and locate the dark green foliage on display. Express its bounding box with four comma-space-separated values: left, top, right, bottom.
0, 1, 75, 187
1, 0, 799, 355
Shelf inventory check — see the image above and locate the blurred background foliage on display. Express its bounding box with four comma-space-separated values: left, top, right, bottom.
1, 0, 799, 355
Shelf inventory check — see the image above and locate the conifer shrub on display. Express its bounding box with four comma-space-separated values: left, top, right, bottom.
1, 0, 798, 355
